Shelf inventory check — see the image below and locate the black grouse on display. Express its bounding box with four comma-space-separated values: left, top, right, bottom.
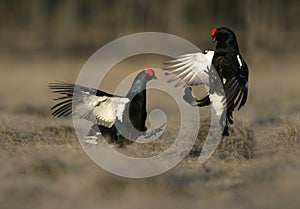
49, 69, 161, 146
164, 27, 249, 136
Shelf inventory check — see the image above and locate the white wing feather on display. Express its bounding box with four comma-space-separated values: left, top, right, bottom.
209, 92, 225, 117
73, 92, 129, 128
164, 50, 214, 87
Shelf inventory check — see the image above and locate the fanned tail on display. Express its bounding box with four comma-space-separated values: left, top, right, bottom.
49, 82, 75, 118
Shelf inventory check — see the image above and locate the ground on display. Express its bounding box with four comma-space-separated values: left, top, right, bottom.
0, 53, 299, 209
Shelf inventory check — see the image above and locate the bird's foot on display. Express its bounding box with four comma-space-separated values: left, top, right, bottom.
222, 126, 230, 137
144, 123, 166, 138
84, 132, 101, 145
85, 138, 98, 145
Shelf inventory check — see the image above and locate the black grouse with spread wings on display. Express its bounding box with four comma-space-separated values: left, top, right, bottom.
164, 27, 249, 136
50, 69, 159, 145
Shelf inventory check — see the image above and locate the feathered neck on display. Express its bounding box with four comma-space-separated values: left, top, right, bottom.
126, 75, 148, 100
216, 37, 240, 53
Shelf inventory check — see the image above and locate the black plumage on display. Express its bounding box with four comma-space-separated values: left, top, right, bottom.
165, 27, 249, 136
49, 69, 158, 145
188, 27, 248, 136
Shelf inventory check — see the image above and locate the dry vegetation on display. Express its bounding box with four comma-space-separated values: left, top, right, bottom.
0, 1, 299, 208
0, 52, 300, 209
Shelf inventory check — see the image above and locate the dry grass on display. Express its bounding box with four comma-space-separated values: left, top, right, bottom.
0, 54, 300, 209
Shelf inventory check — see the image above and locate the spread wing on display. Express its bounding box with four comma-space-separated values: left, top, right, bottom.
49, 82, 130, 128
224, 58, 249, 111
163, 51, 214, 87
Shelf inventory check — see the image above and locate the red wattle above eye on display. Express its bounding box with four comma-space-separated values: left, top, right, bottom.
145, 69, 154, 76
211, 28, 217, 36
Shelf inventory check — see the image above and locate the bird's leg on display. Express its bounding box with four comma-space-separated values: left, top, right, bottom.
85, 124, 101, 145
222, 125, 230, 136
221, 111, 232, 137
111, 128, 120, 143
143, 123, 166, 138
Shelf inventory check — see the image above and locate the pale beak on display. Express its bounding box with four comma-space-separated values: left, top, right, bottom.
211, 35, 216, 42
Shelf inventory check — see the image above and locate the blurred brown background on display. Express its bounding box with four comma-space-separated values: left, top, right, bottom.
1, 0, 299, 56
0, 0, 299, 122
